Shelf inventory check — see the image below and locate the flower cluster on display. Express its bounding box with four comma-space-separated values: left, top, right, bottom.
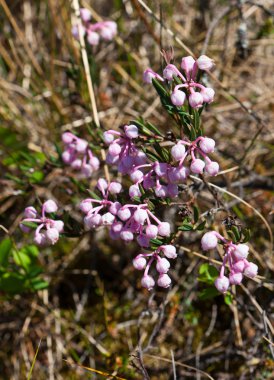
201, 231, 258, 293
62, 132, 99, 178
144, 55, 215, 109
103, 125, 147, 175
20, 201, 63, 246
80, 178, 171, 248
133, 245, 177, 290
72, 8, 117, 45
128, 135, 219, 199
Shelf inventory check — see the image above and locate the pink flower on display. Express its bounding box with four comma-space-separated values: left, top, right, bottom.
141, 275, 155, 290
133, 256, 147, 270
214, 276, 229, 293
201, 232, 218, 250
171, 90, 186, 106
157, 274, 172, 288
190, 159, 205, 174
196, 55, 214, 71
189, 92, 204, 109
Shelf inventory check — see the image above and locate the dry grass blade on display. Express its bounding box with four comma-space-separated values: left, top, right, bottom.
63, 359, 126, 379
27, 339, 42, 380
144, 354, 215, 380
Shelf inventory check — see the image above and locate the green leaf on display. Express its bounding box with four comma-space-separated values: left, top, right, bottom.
0, 238, 12, 267
13, 249, 32, 272
30, 278, 49, 291
231, 225, 241, 242
193, 205, 199, 224
178, 224, 193, 231
198, 264, 219, 284
195, 220, 206, 231
0, 272, 25, 294
224, 292, 233, 305
21, 221, 38, 229
199, 286, 219, 300
150, 238, 163, 246
28, 170, 44, 183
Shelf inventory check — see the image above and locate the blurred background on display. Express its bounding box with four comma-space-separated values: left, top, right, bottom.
0, 0, 273, 379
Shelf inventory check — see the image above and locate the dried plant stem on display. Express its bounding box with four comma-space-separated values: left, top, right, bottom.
71, 0, 110, 181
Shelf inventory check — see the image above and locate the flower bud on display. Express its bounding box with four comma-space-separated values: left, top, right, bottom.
190, 158, 205, 174
100, 21, 117, 40
171, 90, 186, 106
24, 206, 37, 219
84, 214, 102, 229
108, 201, 121, 215
171, 143, 186, 161
145, 224, 158, 239
161, 245, 177, 259
133, 256, 147, 270
101, 212, 115, 225
108, 182, 122, 194
34, 232, 47, 246
201, 232, 218, 251
103, 131, 115, 144
232, 260, 245, 273
163, 65, 176, 81
89, 156, 100, 170
111, 221, 123, 234
181, 56, 195, 76
62, 132, 74, 144
154, 162, 168, 177
108, 143, 121, 157
124, 124, 138, 139
87, 31, 99, 45
62, 150, 74, 164
52, 220, 64, 233
156, 258, 170, 274
155, 185, 167, 198
141, 275, 155, 290
130, 169, 144, 183
80, 8, 92, 22
143, 69, 157, 84
75, 138, 88, 153
133, 209, 148, 225
201, 87, 215, 103
196, 55, 214, 71
229, 272, 243, 285
120, 229, 134, 242
71, 24, 85, 40
158, 222, 171, 237
43, 200, 58, 213
71, 159, 82, 170
45, 228, 59, 245
97, 178, 108, 192
157, 274, 171, 288
189, 92, 203, 108
244, 262, 258, 278
117, 207, 131, 221
233, 244, 249, 261
81, 164, 93, 178
214, 276, 229, 293
79, 200, 93, 214
205, 161, 219, 176
199, 137, 215, 153
129, 184, 141, 198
